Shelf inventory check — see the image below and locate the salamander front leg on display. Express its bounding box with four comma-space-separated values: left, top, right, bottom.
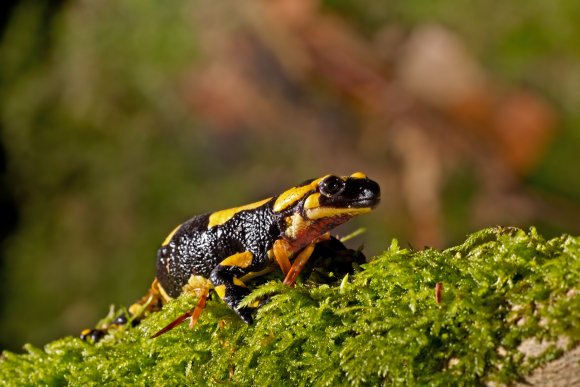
283, 233, 331, 286
283, 243, 315, 286
210, 251, 265, 324
210, 269, 254, 324
81, 279, 165, 342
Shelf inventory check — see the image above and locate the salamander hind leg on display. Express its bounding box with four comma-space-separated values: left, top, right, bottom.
81, 279, 166, 342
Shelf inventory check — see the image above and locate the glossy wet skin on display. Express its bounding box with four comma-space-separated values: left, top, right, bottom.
82, 173, 381, 340
280, 174, 380, 252
154, 173, 380, 325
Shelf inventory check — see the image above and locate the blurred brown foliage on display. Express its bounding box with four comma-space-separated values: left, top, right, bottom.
1, 0, 579, 350
188, 0, 566, 247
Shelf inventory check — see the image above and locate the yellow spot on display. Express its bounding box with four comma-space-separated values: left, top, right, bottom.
81, 329, 92, 336
162, 224, 182, 246
182, 275, 213, 295
214, 285, 227, 300
250, 300, 260, 308
208, 198, 271, 228
350, 172, 367, 179
128, 303, 143, 316
284, 212, 310, 240
220, 251, 253, 269
303, 193, 321, 210
273, 176, 328, 212
305, 206, 371, 220
233, 278, 247, 287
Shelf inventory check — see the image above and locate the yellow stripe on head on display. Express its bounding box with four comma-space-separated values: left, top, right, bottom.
349, 172, 367, 179
273, 185, 314, 212
305, 206, 371, 220
208, 198, 271, 228
273, 176, 328, 212
303, 193, 321, 210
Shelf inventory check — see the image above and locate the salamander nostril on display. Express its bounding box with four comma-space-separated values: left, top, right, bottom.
360, 182, 379, 199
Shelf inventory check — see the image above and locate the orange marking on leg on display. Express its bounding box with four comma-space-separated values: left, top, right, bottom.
283, 243, 315, 287
273, 239, 293, 276
189, 287, 209, 328
151, 309, 193, 338
150, 287, 210, 338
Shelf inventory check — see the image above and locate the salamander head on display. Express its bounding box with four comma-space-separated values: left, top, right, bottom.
274, 172, 380, 243
301, 172, 380, 220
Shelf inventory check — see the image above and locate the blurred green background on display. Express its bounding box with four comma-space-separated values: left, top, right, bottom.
0, 0, 579, 351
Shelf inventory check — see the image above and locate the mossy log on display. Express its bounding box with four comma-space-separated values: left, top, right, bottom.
0, 227, 578, 385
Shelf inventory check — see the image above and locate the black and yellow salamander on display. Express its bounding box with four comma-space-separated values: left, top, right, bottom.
82, 172, 380, 341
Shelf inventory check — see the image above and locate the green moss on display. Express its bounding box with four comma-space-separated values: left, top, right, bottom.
1, 227, 578, 385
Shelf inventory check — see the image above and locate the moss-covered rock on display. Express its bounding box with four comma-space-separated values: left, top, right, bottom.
1, 227, 578, 385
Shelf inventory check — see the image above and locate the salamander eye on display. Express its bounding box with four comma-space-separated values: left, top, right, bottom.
319, 176, 345, 197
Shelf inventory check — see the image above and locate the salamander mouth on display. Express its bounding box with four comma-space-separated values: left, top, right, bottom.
345, 197, 381, 209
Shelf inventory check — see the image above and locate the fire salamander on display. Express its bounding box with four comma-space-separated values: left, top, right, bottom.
81, 172, 380, 341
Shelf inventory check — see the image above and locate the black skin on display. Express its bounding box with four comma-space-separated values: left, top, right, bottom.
81, 175, 380, 340
79, 237, 365, 342
157, 175, 380, 323
156, 204, 278, 323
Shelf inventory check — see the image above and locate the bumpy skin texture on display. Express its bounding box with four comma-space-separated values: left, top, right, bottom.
155, 174, 380, 324
81, 174, 380, 340
157, 204, 279, 297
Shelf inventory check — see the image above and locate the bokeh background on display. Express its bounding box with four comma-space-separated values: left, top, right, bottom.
1, 0, 579, 352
